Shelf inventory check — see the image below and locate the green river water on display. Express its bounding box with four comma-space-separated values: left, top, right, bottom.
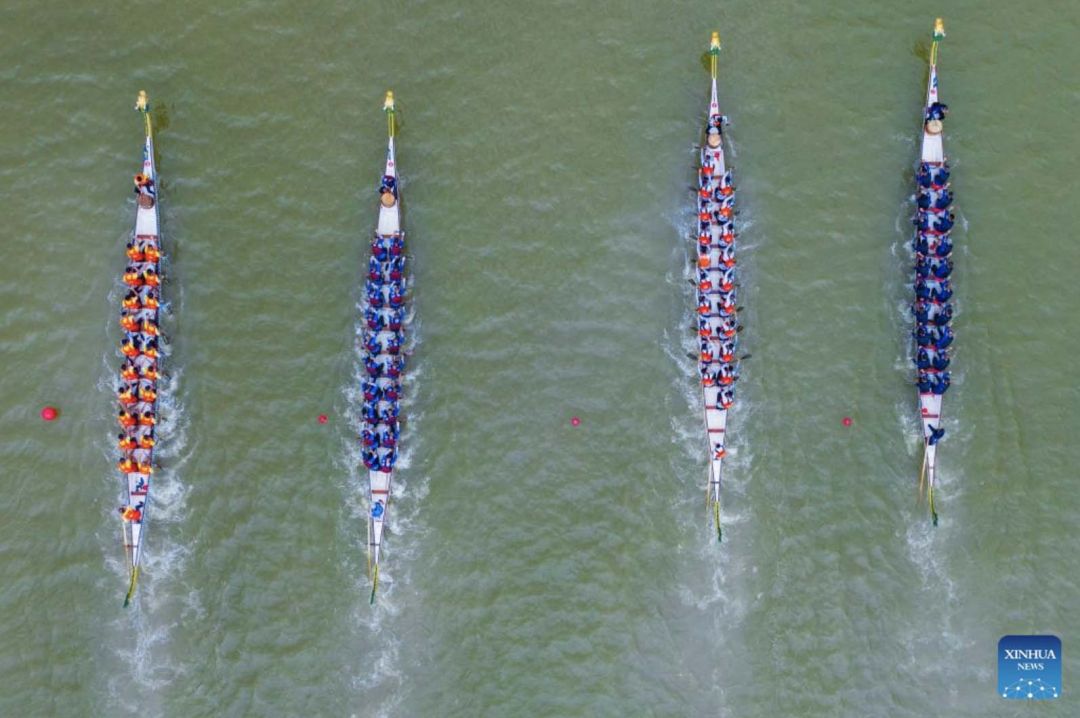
1, 1, 1079, 716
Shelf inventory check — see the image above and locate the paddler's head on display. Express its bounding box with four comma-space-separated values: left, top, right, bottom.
707, 127, 721, 148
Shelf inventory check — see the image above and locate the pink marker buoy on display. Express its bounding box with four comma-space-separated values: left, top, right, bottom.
570, 416, 581, 427
842, 417, 852, 427
40, 406, 59, 422
317, 414, 328, 425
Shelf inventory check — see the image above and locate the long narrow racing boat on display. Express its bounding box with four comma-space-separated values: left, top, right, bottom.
694, 33, 740, 542
361, 92, 407, 602
117, 91, 165, 606
912, 19, 953, 525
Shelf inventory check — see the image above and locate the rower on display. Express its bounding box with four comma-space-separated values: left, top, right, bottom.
719, 387, 735, 409
126, 242, 145, 262
928, 424, 946, 446
934, 213, 955, 233
137, 459, 153, 474
142, 268, 160, 287
118, 457, 138, 473
123, 267, 143, 286
913, 235, 930, 255
119, 504, 143, 522
933, 190, 953, 210
933, 305, 953, 326
912, 301, 929, 325
935, 237, 953, 257
120, 313, 140, 332
915, 349, 931, 370
929, 164, 951, 186
915, 258, 932, 279
362, 430, 377, 447
916, 192, 933, 210
931, 372, 951, 395
138, 384, 156, 403
932, 350, 950, 371
387, 309, 404, 331
932, 259, 953, 280
144, 244, 162, 263
119, 410, 137, 428
926, 102, 949, 121
368, 256, 383, 281
120, 360, 139, 381
384, 384, 399, 401
134, 173, 156, 196
118, 433, 137, 451
931, 281, 953, 303
122, 291, 140, 310
915, 325, 933, 347
139, 410, 156, 427
934, 326, 954, 350
138, 431, 155, 450
916, 373, 932, 393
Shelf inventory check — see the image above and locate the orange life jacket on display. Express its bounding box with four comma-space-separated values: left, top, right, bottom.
699, 328, 711, 338
143, 346, 158, 359
723, 257, 737, 268
715, 448, 726, 459
721, 186, 734, 196
721, 232, 735, 244
720, 398, 733, 409
142, 367, 159, 381
699, 189, 710, 198
697, 305, 709, 315
144, 246, 161, 262
120, 315, 139, 331
142, 272, 160, 287
701, 351, 713, 362
122, 507, 142, 522
119, 459, 137, 473
720, 376, 734, 386
139, 413, 156, 426
120, 367, 138, 381
119, 412, 136, 427
702, 166, 713, 176
699, 280, 712, 291
126, 246, 145, 261
702, 375, 715, 387
141, 320, 158, 336
118, 436, 136, 450
144, 295, 160, 310
118, 390, 136, 405
698, 234, 710, 246
138, 387, 156, 403
697, 255, 710, 269
122, 296, 140, 310
698, 211, 709, 221
721, 282, 734, 292
720, 207, 733, 218
137, 461, 153, 474
121, 343, 139, 357
138, 436, 155, 449
722, 353, 734, 363
123, 271, 142, 286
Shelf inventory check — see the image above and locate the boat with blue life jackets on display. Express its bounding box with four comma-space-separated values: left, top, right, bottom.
362, 91, 408, 602
912, 19, 952, 526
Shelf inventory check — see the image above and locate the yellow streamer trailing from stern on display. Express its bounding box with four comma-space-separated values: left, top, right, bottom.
709, 31, 721, 80
384, 91, 396, 140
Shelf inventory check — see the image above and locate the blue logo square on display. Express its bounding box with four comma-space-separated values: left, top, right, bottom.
998, 635, 1061, 700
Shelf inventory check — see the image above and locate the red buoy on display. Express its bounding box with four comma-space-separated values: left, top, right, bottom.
41, 406, 59, 421
317, 414, 328, 425
842, 417, 853, 427
570, 417, 581, 427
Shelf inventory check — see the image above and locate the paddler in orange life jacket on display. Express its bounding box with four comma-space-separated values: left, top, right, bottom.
140, 363, 159, 381
119, 503, 144, 522
141, 289, 160, 310
117, 385, 137, 405
126, 242, 145, 262
141, 317, 159, 337
139, 410, 156, 427
120, 312, 139, 332
137, 431, 155, 450
120, 361, 139, 381
143, 244, 161, 263
719, 387, 735, 409
142, 339, 158, 359
118, 457, 137, 474
142, 267, 160, 287
118, 433, 137, 451
134, 173, 155, 197
123, 266, 143, 287
138, 383, 156, 403
118, 409, 137, 428
122, 291, 140, 310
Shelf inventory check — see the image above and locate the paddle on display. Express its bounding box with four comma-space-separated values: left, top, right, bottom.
123, 567, 140, 608
369, 565, 379, 605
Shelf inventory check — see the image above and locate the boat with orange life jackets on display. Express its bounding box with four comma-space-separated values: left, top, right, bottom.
117, 91, 165, 606
694, 32, 742, 542
362, 91, 408, 603
912, 19, 952, 526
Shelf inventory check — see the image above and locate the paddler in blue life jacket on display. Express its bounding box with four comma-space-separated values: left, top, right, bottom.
363, 450, 378, 470
372, 235, 390, 261
917, 373, 933, 393
935, 237, 953, 257
930, 164, 950, 187
389, 236, 404, 257
931, 280, 953, 302
914, 279, 931, 301
913, 234, 930, 255
388, 309, 404, 331
933, 304, 953, 326
362, 380, 379, 402
362, 429, 377, 447
934, 326, 954, 350
915, 213, 933, 231
364, 357, 381, 377
365, 333, 382, 354
932, 350, 951, 371
915, 258, 932, 279
928, 424, 946, 445
379, 174, 397, 196
932, 259, 953, 279
366, 308, 384, 330
934, 212, 955, 233
915, 349, 931, 370
912, 300, 930, 325
915, 325, 933, 347
916, 165, 934, 189
933, 190, 953, 210
931, 372, 951, 395
926, 102, 949, 121
379, 451, 395, 473
384, 383, 399, 401
917, 192, 934, 210
368, 256, 383, 281
362, 403, 378, 424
